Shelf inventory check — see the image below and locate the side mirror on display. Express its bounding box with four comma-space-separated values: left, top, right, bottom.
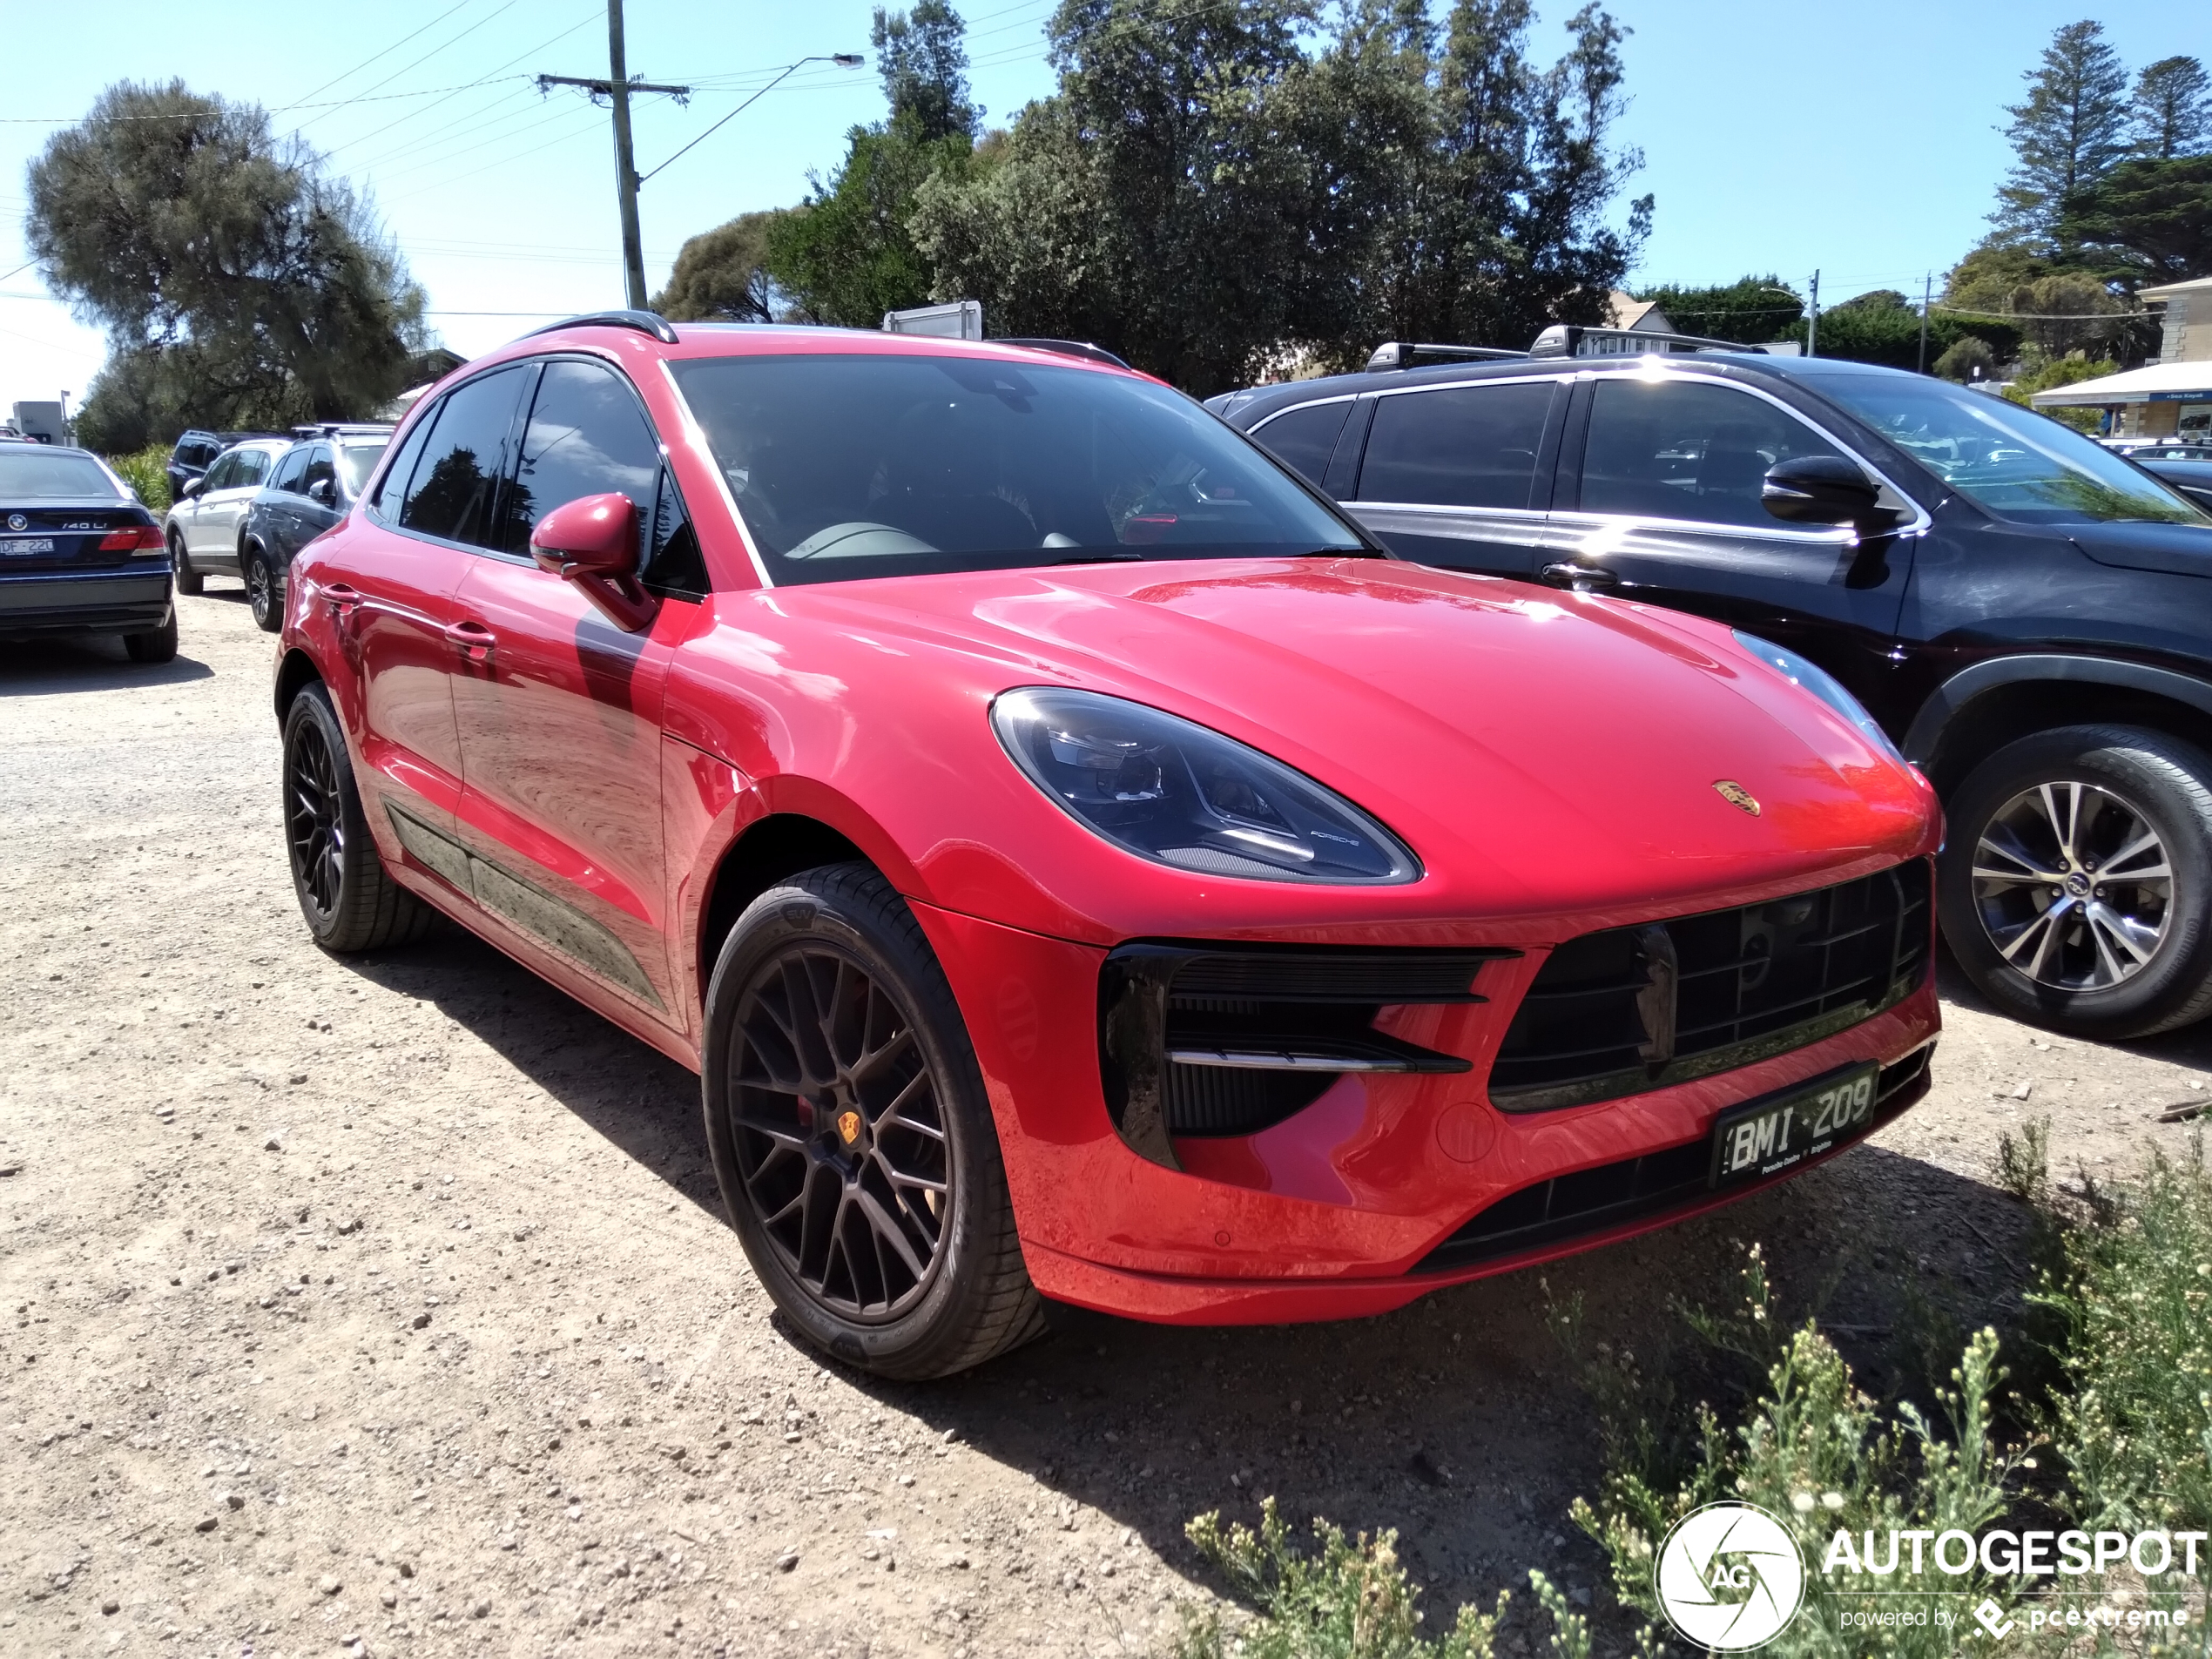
307, 479, 334, 506
529, 492, 658, 632
179, 477, 203, 500
1762, 455, 1886, 528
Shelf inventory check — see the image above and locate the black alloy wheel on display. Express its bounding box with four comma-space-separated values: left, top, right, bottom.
1939, 725, 2212, 1039
703, 865, 1042, 1379
246, 545, 281, 632
280, 683, 432, 953
170, 529, 202, 596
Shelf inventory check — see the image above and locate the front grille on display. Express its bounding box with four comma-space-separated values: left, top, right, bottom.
1489, 860, 1932, 1112
1415, 1043, 1933, 1273
1097, 942, 1514, 1161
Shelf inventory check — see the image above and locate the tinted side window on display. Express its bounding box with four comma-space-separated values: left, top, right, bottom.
233, 450, 266, 487
372, 418, 435, 519
497, 360, 661, 557
201, 454, 239, 491
301, 445, 337, 496
1580, 378, 1845, 529
400, 368, 527, 547
1251, 401, 1352, 489
272, 447, 310, 493
1356, 382, 1554, 509
645, 467, 709, 595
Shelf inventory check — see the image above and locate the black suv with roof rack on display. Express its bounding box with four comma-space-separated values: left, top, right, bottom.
165, 428, 289, 503
1212, 325, 2212, 1043
237, 424, 395, 631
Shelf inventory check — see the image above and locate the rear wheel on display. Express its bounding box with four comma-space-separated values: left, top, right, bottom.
170, 530, 202, 596
281, 682, 432, 953
702, 864, 1042, 1379
246, 544, 281, 632
124, 613, 178, 664
1939, 724, 2212, 1039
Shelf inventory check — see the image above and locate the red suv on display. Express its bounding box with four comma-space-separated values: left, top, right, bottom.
274, 311, 1940, 1378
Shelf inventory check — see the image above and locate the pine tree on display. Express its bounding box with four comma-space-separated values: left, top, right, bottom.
1992, 20, 2131, 251
2130, 56, 2212, 160
872, 0, 980, 143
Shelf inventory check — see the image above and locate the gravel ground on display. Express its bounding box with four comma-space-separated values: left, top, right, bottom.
4, 588, 2208, 1659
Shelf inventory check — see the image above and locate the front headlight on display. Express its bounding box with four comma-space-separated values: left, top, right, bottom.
990, 687, 1419, 884
1730, 631, 1905, 765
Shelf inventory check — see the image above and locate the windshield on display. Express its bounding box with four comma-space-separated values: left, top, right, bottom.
337, 442, 388, 496
669, 353, 1366, 584
1817, 374, 2208, 527
0, 450, 123, 499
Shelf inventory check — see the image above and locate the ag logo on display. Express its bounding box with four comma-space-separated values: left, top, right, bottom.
1655, 1501, 1804, 1651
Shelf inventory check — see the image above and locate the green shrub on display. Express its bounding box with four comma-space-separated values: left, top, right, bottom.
2035, 1133, 2212, 1573
105, 443, 171, 515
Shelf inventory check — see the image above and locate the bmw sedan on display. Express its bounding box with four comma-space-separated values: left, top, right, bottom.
272, 313, 1940, 1378
0, 443, 174, 661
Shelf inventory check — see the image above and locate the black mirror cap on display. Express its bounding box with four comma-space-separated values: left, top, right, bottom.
1763, 455, 1884, 526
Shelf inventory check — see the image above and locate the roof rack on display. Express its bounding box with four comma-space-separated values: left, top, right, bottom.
996, 337, 1132, 370
1365, 341, 1528, 371
519, 309, 680, 346
1527, 324, 1764, 360
290, 421, 397, 439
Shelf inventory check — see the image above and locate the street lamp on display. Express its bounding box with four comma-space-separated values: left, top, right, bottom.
637, 55, 866, 190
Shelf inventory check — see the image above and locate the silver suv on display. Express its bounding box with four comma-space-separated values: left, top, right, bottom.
165, 439, 292, 594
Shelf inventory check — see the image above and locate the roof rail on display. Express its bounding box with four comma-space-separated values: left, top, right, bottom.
1365, 341, 1528, 371
996, 337, 1132, 370
290, 421, 397, 439
519, 309, 680, 346
1527, 324, 1764, 360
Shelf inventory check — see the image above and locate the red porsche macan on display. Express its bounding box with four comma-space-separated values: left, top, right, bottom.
274, 313, 1940, 1378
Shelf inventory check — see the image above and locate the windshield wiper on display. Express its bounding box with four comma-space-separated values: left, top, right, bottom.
1044, 551, 1146, 565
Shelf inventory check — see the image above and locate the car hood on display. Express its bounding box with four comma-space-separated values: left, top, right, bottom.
2072, 518, 2212, 579
759, 557, 1932, 922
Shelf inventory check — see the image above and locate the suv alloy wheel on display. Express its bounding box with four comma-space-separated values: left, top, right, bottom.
1939, 725, 2212, 1039
170, 529, 202, 596
246, 543, 281, 632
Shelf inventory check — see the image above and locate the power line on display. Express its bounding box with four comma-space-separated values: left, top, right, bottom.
325, 3, 604, 158
294, 0, 529, 132
288, 0, 479, 111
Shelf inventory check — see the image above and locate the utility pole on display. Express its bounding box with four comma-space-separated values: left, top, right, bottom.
539, 2, 690, 311
1806, 269, 1820, 359
1917, 272, 1932, 374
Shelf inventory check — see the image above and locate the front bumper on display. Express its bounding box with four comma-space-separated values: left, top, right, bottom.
0, 568, 172, 637
913, 898, 1940, 1325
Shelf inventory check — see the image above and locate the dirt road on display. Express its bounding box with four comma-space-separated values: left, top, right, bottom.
4, 590, 2206, 1658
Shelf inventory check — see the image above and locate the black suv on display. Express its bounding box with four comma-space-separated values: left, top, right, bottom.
165, 428, 287, 503
1215, 328, 2212, 1041
238, 424, 392, 630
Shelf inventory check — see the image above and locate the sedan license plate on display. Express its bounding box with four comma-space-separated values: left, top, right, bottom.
1, 537, 57, 556
1710, 1063, 1878, 1187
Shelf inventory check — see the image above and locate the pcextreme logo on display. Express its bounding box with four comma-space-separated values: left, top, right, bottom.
1656, 1502, 1806, 1652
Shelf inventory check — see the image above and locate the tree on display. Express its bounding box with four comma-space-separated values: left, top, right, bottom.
873, 0, 980, 142
1630, 276, 1801, 345
26, 80, 427, 445
1993, 20, 2132, 251
2130, 56, 2211, 160
914, 0, 1648, 392
2068, 154, 2212, 282
762, 3, 987, 327
1932, 334, 1995, 382
652, 210, 793, 322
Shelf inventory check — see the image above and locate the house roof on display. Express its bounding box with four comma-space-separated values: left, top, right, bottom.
2139, 274, 2212, 301
2028, 359, 2212, 406
1605, 292, 1673, 333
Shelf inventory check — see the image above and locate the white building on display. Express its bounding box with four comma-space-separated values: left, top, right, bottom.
2031, 273, 2212, 438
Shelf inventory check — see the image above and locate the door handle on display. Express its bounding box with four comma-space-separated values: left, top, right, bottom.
443, 619, 496, 664
1539, 562, 1622, 591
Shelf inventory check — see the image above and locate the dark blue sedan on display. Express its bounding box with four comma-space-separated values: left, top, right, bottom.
0, 445, 175, 661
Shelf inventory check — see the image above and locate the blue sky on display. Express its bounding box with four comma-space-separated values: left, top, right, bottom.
0, 1, 2195, 413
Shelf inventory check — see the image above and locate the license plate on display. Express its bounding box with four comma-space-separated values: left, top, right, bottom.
1710, 1062, 1878, 1186
0, 537, 56, 555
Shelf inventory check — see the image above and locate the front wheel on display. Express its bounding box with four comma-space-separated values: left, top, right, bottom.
246, 544, 282, 632
1939, 724, 2212, 1039
170, 530, 202, 596
280, 682, 432, 953
702, 864, 1042, 1379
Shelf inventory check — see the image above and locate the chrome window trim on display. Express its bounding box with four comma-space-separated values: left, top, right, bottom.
1246, 393, 1358, 436
1352, 501, 1549, 523
1364, 372, 1568, 400
1573, 365, 1935, 540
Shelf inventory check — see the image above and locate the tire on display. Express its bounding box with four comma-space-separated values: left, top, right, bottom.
1939, 724, 2212, 1040
170, 529, 202, 596
702, 864, 1043, 1379
246, 544, 282, 632
280, 682, 433, 953
124, 612, 179, 664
